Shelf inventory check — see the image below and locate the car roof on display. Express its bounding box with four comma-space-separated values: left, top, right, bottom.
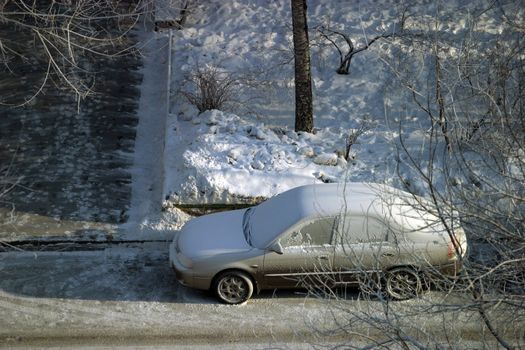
277, 182, 387, 218
250, 182, 432, 248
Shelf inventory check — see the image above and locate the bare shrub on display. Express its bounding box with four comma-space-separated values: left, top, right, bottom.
180, 66, 239, 113
343, 120, 375, 161
180, 65, 243, 114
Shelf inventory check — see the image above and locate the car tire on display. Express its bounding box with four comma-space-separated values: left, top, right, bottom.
214, 271, 254, 304
385, 267, 423, 300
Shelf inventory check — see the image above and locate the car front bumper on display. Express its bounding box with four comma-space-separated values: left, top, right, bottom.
169, 237, 212, 291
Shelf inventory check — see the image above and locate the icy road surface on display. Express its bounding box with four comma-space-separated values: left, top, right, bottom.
0, 243, 518, 348
0, 243, 345, 348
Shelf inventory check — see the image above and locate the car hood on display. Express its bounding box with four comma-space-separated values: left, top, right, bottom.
177, 209, 252, 259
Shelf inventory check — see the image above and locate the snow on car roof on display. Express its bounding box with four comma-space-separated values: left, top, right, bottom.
249, 182, 444, 249
250, 182, 401, 248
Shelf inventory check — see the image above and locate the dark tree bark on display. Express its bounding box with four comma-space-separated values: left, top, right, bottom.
318, 26, 399, 75
291, 0, 313, 133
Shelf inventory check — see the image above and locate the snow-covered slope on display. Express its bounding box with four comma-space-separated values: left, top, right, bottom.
163, 0, 511, 204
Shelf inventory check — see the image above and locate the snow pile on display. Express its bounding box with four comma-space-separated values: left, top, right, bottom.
164, 109, 359, 203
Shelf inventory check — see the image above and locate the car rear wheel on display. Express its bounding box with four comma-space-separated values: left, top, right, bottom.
214, 271, 254, 304
385, 267, 423, 300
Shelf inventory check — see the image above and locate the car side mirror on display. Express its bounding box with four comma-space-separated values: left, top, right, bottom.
269, 240, 284, 255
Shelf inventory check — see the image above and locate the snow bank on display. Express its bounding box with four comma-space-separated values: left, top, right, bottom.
164, 109, 355, 203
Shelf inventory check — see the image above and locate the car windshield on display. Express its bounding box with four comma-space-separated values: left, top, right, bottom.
247, 189, 310, 249
242, 207, 254, 246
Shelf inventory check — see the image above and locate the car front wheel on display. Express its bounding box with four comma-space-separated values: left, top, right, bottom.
214, 271, 254, 304
385, 267, 423, 300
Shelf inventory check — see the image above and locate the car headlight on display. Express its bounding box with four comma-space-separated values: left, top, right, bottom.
177, 252, 194, 268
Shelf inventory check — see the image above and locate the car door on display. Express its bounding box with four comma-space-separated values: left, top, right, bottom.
332, 215, 398, 284
262, 216, 337, 289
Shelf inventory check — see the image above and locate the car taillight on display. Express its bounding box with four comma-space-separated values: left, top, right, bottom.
447, 241, 455, 259
447, 228, 467, 259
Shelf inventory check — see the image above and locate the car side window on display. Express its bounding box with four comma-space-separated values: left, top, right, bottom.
336, 215, 388, 244
282, 217, 336, 247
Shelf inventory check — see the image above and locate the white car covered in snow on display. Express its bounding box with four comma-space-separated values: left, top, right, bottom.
169, 183, 467, 304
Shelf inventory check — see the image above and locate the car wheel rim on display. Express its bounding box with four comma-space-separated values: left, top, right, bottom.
386, 268, 421, 300
218, 276, 248, 304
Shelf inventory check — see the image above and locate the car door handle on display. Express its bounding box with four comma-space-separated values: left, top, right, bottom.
317, 255, 329, 260
381, 252, 395, 257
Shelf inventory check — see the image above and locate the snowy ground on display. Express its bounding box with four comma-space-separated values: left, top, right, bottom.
161, 0, 511, 206
162, 0, 413, 204
163, 0, 396, 204
117, 27, 177, 241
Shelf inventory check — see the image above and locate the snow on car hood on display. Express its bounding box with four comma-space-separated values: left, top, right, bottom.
177, 209, 251, 259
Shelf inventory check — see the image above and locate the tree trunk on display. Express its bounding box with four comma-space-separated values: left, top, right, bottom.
291, 0, 313, 133
435, 54, 451, 152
